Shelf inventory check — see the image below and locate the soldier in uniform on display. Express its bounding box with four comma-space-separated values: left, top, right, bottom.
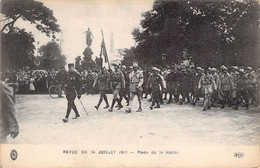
166, 66, 179, 104
191, 67, 204, 105
198, 68, 216, 111
93, 67, 111, 110
0, 81, 19, 143
219, 65, 233, 109
210, 67, 221, 106
245, 67, 257, 105
230, 66, 239, 105
118, 65, 129, 107
234, 69, 249, 110
63, 63, 82, 123
147, 67, 165, 109
108, 63, 125, 112
178, 67, 190, 105
125, 63, 143, 113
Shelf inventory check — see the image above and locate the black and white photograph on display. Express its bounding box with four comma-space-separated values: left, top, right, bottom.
0, 0, 259, 167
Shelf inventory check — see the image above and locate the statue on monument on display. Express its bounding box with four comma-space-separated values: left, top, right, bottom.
84, 27, 94, 47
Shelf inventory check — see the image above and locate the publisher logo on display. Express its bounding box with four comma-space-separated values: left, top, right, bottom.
234, 152, 244, 158
10, 149, 18, 161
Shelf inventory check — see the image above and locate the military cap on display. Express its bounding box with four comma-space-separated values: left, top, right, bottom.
68, 63, 74, 67
121, 65, 126, 69
208, 67, 213, 71
190, 65, 195, 68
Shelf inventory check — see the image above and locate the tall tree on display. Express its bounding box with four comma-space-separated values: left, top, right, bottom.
0, 0, 61, 70
38, 42, 66, 70
131, 0, 260, 68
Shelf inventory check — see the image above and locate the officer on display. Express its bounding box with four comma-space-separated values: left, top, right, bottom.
198, 67, 216, 111
219, 65, 233, 109
125, 63, 143, 113
63, 63, 82, 123
0, 81, 19, 143
93, 67, 111, 110
234, 69, 249, 109
108, 63, 125, 112
147, 67, 165, 109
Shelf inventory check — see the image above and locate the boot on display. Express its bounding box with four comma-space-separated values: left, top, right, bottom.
63, 117, 68, 122
136, 107, 142, 112
125, 108, 131, 113
95, 98, 103, 110
108, 99, 116, 112
104, 96, 109, 109
72, 105, 80, 119
117, 98, 123, 110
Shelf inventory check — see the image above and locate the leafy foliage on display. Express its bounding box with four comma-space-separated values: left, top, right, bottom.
1, 28, 35, 70
38, 42, 66, 70
1, 0, 61, 70
126, 0, 260, 68
1, 0, 60, 36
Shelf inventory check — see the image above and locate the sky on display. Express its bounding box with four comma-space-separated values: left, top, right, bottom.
15, 0, 154, 64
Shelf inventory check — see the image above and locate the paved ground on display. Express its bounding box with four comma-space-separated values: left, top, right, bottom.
8, 94, 260, 145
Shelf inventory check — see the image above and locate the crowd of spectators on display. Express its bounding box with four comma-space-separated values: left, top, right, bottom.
0, 68, 100, 94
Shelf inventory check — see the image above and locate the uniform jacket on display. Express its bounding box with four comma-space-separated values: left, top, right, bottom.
219, 73, 233, 91
111, 69, 125, 89
129, 70, 144, 92
65, 70, 82, 95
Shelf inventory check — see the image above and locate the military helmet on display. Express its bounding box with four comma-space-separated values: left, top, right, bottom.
246, 67, 252, 71
132, 63, 138, 68
239, 69, 245, 73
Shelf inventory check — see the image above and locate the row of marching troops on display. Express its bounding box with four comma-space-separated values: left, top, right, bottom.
61, 63, 260, 122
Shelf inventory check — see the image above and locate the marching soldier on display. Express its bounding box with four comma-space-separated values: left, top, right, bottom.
63, 63, 82, 123
234, 69, 249, 110
125, 63, 143, 113
230, 66, 239, 105
191, 67, 204, 105
178, 67, 190, 105
198, 68, 216, 111
166, 66, 179, 104
93, 67, 111, 110
108, 63, 125, 112
147, 67, 165, 109
210, 67, 221, 106
118, 65, 129, 107
245, 67, 257, 105
219, 65, 233, 109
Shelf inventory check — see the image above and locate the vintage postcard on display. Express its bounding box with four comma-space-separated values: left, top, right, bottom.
0, 0, 259, 167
